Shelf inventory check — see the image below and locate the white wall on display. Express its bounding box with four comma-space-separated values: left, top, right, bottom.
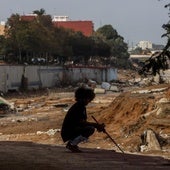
0, 66, 7, 92
66, 67, 117, 84
0, 65, 117, 92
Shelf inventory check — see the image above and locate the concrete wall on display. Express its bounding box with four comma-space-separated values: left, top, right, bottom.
0, 65, 117, 93
66, 66, 117, 84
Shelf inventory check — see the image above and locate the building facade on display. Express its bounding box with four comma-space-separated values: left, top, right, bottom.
52, 16, 94, 37
138, 41, 153, 50
53, 20, 94, 37
20, 14, 94, 37
0, 21, 5, 35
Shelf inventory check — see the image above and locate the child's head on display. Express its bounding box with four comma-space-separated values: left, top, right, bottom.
75, 87, 95, 103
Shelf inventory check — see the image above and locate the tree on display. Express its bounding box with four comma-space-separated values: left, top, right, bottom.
96, 25, 118, 40
69, 32, 94, 65
4, 11, 55, 64
2, 10, 129, 67
130, 47, 143, 55
95, 25, 129, 67
4, 14, 24, 62
33, 8, 46, 16
0, 35, 5, 52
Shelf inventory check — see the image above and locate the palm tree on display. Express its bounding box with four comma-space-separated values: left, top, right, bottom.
33, 8, 45, 16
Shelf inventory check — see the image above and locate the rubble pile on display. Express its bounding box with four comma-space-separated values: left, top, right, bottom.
94, 84, 170, 157
0, 69, 169, 159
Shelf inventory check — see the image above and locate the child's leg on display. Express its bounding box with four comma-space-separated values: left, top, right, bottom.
81, 126, 95, 138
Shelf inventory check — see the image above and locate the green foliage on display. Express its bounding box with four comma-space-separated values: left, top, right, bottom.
33, 8, 46, 16
0, 35, 5, 53
1, 10, 129, 67
4, 11, 62, 64
130, 47, 143, 55
96, 25, 118, 40
95, 25, 129, 67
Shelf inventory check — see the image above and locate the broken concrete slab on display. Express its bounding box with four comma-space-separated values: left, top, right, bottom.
0, 96, 14, 110
146, 129, 161, 151
94, 88, 106, 94
155, 98, 170, 118
101, 82, 111, 90
132, 87, 168, 94
109, 85, 119, 92
140, 129, 161, 152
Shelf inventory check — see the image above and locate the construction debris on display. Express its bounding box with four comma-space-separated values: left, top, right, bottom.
140, 129, 161, 152
156, 98, 170, 118
0, 96, 15, 114
0, 69, 169, 160
94, 88, 106, 94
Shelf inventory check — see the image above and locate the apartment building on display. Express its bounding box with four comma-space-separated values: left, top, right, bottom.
138, 40, 153, 50
52, 16, 94, 37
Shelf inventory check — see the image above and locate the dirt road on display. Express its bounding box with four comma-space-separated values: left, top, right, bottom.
0, 141, 169, 170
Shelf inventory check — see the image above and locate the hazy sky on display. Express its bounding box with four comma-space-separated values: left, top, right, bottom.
0, 0, 169, 46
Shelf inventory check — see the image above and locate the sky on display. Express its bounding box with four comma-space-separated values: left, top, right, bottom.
0, 0, 169, 47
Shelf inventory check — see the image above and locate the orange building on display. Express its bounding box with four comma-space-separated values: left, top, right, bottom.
53, 20, 94, 37
0, 22, 5, 35
20, 15, 94, 37
20, 14, 37, 22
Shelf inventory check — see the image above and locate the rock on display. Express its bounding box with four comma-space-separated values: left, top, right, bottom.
146, 129, 161, 151
141, 108, 158, 119
37, 129, 60, 136
156, 98, 170, 118
140, 129, 161, 152
94, 88, 106, 94
132, 87, 168, 94
109, 85, 119, 92
101, 82, 111, 90
87, 79, 97, 88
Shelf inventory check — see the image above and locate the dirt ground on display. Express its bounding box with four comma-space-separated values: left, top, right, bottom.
0, 69, 170, 169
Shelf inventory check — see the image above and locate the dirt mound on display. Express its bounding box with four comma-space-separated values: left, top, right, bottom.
99, 93, 154, 131
93, 85, 170, 153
